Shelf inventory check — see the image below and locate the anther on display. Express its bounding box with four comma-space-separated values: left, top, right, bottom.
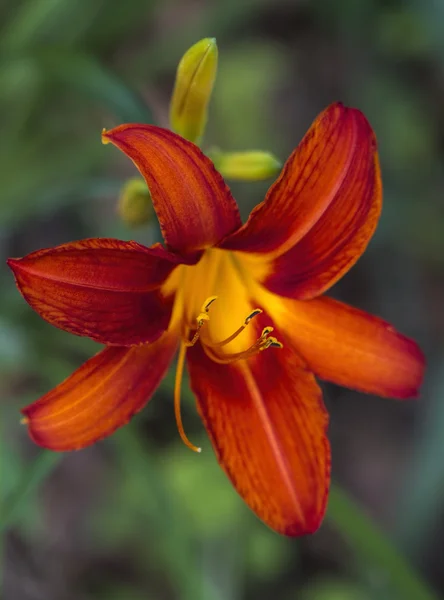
203, 326, 282, 364
185, 296, 218, 347
269, 340, 283, 349
260, 337, 283, 350
261, 327, 274, 339
244, 309, 262, 325
208, 308, 263, 348
201, 296, 218, 312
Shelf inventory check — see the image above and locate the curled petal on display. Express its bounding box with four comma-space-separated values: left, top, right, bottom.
273, 295, 425, 398
221, 104, 381, 298
221, 103, 377, 254
22, 332, 178, 451
188, 340, 330, 536
103, 125, 241, 254
8, 238, 179, 346
262, 130, 381, 298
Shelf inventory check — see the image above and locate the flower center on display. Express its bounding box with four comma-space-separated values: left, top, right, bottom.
167, 249, 283, 453
184, 295, 282, 359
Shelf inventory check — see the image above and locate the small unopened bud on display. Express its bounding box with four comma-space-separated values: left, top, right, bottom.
210, 149, 282, 181
169, 37, 218, 144
118, 178, 153, 227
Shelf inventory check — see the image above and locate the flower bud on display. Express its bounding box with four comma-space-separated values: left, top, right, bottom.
169, 38, 218, 144
210, 149, 282, 181
117, 178, 153, 227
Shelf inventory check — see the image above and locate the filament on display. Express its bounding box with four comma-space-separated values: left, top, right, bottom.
184, 295, 218, 347
206, 308, 263, 348
174, 341, 201, 453
203, 326, 283, 364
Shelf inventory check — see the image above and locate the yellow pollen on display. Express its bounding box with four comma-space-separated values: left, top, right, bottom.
184, 295, 218, 347
174, 341, 201, 453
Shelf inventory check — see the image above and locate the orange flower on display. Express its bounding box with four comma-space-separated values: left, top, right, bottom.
7, 103, 424, 536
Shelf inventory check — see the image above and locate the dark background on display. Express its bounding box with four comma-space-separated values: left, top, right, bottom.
1, 0, 443, 598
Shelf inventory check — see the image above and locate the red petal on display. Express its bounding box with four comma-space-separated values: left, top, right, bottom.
22, 332, 178, 451
8, 238, 178, 346
103, 125, 241, 254
187, 341, 330, 536
221, 104, 381, 299
274, 296, 425, 398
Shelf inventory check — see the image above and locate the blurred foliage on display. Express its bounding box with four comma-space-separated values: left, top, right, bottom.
1, 0, 443, 599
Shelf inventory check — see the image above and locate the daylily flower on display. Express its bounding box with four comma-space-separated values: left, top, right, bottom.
8, 102, 424, 536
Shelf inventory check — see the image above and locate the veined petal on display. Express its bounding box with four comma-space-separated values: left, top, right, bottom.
262, 127, 380, 299
103, 125, 241, 254
220, 105, 381, 299
22, 332, 178, 451
188, 341, 330, 536
8, 238, 180, 346
272, 295, 425, 398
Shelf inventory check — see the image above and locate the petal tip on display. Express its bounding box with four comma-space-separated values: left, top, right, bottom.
283, 515, 323, 537
101, 127, 111, 145
398, 341, 426, 399
7, 257, 19, 271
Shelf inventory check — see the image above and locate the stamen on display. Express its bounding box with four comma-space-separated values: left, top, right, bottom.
261, 338, 284, 350
174, 341, 201, 453
201, 296, 218, 312
203, 326, 283, 364
184, 295, 218, 347
208, 308, 263, 348
261, 326, 274, 337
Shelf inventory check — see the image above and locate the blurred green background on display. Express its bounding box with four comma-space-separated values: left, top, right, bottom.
1, 0, 443, 598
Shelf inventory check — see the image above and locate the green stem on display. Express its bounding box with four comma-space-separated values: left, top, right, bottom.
327, 484, 440, 600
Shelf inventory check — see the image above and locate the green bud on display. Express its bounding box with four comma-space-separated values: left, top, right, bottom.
169, 38, 218, 144
210, 149, 282, 181
118, 178, 153, 227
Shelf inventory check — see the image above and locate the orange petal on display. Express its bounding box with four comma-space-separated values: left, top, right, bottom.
187, 341, 330, 536
103, 125, 241, 254
22, 332, 178, 451
7, 238, 179, 346
220, 104, 382, 298
273, 295, 425, 398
